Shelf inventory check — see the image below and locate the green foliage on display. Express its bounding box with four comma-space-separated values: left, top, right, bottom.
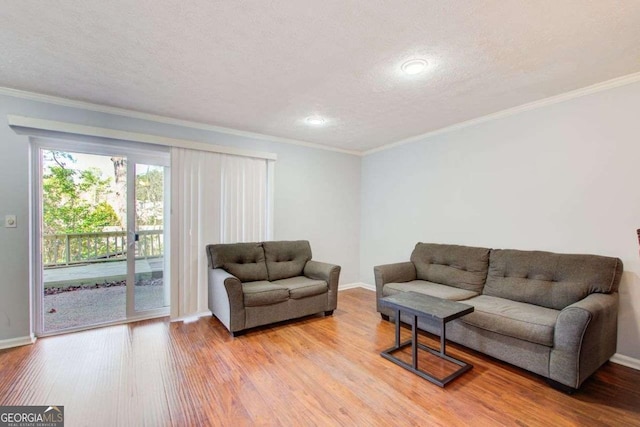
88, 202, 121, 229
41, 152, 166, 265
135, 166, 164, 226
42, 151, 121, 235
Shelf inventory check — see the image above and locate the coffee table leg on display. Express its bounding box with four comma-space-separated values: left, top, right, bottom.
412, 315, 418, 369
440, 320, 446, 356
395, 309, 401, 346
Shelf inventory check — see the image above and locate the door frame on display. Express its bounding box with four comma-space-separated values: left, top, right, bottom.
31, 137, 170, 337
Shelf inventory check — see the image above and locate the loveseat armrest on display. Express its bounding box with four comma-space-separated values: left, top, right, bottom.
550, 292, 618, 389
208, 268, 245, 333
304, 260, 341, 311
373, 262, 416, 312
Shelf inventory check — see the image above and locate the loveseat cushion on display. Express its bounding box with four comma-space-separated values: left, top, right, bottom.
410, 243, 490, 293
384, 280, 479, 301
460, 295, 559, 347
242, 281, 289, 307
207, 242, 268, 282
263, 240, 312, 281
484, 249, 624, 310
272, 276, 328, 299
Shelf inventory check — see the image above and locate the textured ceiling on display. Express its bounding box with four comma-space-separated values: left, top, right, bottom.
1, 1, 640, 153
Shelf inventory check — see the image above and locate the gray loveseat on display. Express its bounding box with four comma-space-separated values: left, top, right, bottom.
374, 243, 623, 390
207, 240, 341, 336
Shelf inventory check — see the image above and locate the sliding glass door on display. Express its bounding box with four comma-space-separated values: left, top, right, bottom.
34, 139, 169, 335
131, 162, 170, 313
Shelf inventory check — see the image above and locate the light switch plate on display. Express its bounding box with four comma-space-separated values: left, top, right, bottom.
5, 215, 17, 228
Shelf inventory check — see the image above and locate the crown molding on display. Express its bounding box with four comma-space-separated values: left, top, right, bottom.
3, 71, 640, 158
363, 71, 640, 156
0, 86, 361, 156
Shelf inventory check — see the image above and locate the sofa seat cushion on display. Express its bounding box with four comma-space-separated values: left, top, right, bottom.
264, 240, 312, 281
384, 280, 478, 301
242, 281, 289, 307
272, 276, 328, 299
460, 295, 559, 347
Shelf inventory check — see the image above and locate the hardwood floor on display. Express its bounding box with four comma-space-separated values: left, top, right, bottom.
1, 288, 639, 426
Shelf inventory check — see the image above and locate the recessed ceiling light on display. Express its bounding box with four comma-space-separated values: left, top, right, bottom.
305, 116, 325, 126
401, 59, 428, 75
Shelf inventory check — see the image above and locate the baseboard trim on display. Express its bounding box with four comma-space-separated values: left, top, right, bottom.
170, 310, 212, 323
610, 353, 640, 371
339, 282, 375, 291
0, 334, 36, 350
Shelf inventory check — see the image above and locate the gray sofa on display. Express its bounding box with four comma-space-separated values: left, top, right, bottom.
375, 243, 623, 390
206, 240, 341, 336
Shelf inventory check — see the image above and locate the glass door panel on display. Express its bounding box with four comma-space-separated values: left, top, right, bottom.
41, 149, 128, 332
133, 163, 168, 312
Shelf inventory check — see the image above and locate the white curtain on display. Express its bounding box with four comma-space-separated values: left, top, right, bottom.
220, 154, 268, 243
170, 148, 269, 319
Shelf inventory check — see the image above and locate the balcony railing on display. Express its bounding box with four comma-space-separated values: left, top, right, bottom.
43, 229, 163, 267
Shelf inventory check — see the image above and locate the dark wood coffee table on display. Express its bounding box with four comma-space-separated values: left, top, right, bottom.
379, 291, 474, 387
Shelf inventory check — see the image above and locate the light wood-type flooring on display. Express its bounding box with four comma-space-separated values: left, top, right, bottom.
1, 288, 639, 426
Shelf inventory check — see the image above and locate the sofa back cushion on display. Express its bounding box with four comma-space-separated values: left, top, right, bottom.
410, 243, 491, 292
263, 240, 312, 281
206, 242, 268, 282
484, 249, 623, 310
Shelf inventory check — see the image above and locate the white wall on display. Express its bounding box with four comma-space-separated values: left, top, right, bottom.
0, 94, 361, 343
361, 81, 640, 360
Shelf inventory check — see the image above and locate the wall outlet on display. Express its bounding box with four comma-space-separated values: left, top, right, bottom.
5, 215, 17, 228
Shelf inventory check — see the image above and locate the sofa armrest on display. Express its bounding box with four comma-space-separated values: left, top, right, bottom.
304, 260, 341, 311
550, 292, 618, 389
208, 268, 245, 333
373, 262, 416, 312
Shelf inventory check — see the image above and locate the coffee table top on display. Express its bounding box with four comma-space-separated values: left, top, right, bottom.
379, 291, 474, 322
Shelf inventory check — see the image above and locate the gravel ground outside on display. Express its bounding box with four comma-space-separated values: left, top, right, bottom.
43, 285, 166, 332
